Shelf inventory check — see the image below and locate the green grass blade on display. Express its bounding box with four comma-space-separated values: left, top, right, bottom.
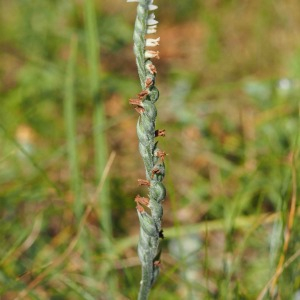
64, 35, 82, 218
84, 0, 116, 297
84, 0, 112, 241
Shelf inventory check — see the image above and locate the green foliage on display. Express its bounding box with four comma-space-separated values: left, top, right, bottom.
0, 0, 300, 299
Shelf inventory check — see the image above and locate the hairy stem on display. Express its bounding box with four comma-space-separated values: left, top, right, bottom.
128, 1, 166, 299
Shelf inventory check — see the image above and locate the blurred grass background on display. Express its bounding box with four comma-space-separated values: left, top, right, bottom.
0, 0, 300, 299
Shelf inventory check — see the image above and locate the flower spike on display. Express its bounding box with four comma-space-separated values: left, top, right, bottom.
127, 0, 166, 298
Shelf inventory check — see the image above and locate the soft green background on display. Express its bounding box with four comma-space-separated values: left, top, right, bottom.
0, 0, 300, 299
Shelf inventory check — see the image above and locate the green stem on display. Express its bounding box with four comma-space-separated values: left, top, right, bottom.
138, 264, 152, 300
64, 35, 82, 219
128, 1, 165, 299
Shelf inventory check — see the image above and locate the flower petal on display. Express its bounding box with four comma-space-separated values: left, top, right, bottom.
147, 28, 157, 34
146, 37, 160, 47
145, 50, 160, 59
147, 19, 158, 26
148, 4, 158, 10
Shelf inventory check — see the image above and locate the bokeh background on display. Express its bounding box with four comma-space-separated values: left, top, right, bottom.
1, 0, 300, 299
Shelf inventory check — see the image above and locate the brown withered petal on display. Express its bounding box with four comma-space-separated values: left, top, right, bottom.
138, 179, 151, 186
155, 129, 166, 137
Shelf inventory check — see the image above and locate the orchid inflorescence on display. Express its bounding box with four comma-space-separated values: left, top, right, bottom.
127, 0, 166, 299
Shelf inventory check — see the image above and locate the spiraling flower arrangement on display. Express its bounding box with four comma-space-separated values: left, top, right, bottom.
127, 0, 166, 299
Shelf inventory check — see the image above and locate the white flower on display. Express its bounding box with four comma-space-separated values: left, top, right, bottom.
147, 19, 158, 26
127, 0, 139, 2
145, 50, 160, 59
146, 25, 157, 34
146, 37, 160, 47
148, 4, 158, 10
148, 13, 155, 20
147, 13, 158, 26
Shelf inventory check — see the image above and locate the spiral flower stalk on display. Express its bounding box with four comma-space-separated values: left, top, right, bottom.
127, 0, 166, 299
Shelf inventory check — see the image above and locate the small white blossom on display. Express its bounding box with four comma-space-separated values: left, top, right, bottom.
148, 4, 158, 10
147, 27, 157, 34
146, 25, 157, 34
147, 19, 158, 26
148, 25, 157, 30
146, 37, 160, 47
147, 13, 158, 26
148, 13, 155, 20
145, 50, 160, 59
